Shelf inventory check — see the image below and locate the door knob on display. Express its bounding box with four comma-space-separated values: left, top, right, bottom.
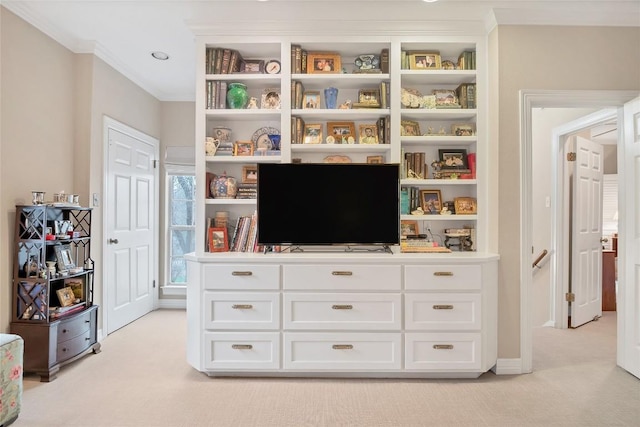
108, 238, 119, 244
600, 237, 608, 243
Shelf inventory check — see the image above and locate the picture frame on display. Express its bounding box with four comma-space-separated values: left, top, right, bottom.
401, 220, 419, 237
306, 52, 341, 74
303, 123, 323, 144
260, 88, 281, 109
358, 124, 379, 144
409, 52, 441, 70
240, 59, 265, 74
451, 123, 476, 136
303, 91, 321, 109
419, 189, 443, 214
454, 197, 477, 215
208, 227, 229, 252
433, 89, 459, 107
401, 120, 421, 136
356, 89, 380, 107
54, 244, 75, 271
56, 286, 76, 307
366, 155, 384, 164
234, 141, 254, 156
327, 121, 356, 144
439, 149, 469, 170
242, 165, 258, 183
65, 278, 84, 300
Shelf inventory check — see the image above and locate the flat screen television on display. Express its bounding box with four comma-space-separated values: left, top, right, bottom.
257, 163, 400, 248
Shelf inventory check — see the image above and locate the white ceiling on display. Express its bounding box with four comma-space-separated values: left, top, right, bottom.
3, 0, 639, 101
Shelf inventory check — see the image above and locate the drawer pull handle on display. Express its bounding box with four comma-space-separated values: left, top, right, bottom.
232, 304, 253, 309
434, 272, 454, 276
433, 304, 454, 310
231, 344, 253, 350
231, 271, 253, 276
332, 271, 353, 276
433, 344, 454, 350
332, 344, 354, 350
332, 304, 353, 310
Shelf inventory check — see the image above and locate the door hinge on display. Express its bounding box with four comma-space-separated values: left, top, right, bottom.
565, 292, 575, 302
153, 280, 156, 289
153, 159, 158, 168
566, 152, 576, 161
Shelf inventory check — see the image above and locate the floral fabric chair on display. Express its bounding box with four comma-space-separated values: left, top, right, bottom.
0, 334, 23, 427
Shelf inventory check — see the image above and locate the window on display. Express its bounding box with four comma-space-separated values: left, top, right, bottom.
165, 169, 196, 287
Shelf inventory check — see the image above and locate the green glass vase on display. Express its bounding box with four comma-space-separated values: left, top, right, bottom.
226, 83, 249, 109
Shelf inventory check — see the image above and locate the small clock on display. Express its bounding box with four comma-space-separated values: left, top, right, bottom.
265, 59, 281, 74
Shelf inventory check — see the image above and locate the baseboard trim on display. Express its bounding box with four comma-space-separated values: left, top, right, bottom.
492, 358, 523, 375
158, 299, 186, 310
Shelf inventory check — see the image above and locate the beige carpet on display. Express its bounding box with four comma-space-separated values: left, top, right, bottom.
15, 310, 639, 427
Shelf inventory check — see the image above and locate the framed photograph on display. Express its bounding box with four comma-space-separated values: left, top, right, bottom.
359, 124, 379, 144
234, 141, 254, 156
65, 278, 84, 300
208, 227, 229, 252
327, 121, 356, 144
366, 155, 384, 164
242, 165, 258, 183
240, 59, 264, 74
419, 189, 443, 214
454, 197, 477, 215
307, 52, 341, 74
56, 287, 76, 307
303, 91, 321, 109
409, 52, 441, 70
401, 220, 419, 237
439, 149, 468, 170
433, 89, 459, 107
54, 244, 75, 271
401, 120, 421, 136
303, 123, 323, 144
261, 88, 281, 109
451, 123, 476, 136
356, 89, 380, 107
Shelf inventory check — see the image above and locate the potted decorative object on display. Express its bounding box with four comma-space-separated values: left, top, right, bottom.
226, 83, 249, 109
210, 171, 238, 199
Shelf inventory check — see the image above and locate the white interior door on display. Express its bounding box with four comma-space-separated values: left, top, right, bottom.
620, 97, 640, 378
570, 136, 603, 328
105, 118, 158, 334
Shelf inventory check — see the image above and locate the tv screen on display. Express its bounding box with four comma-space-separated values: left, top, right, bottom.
257, 163, 400, 247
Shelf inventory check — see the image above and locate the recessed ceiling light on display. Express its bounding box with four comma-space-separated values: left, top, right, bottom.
151, 51, 170, 61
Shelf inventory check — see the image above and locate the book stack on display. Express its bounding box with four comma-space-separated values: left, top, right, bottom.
456, 83, 476, 109
403, 152, 427, 179
49, 302, 85, 319
290, 45, 308, 74
400, 240, 451, 253
457, 50, 476, 70
230, 213, 261, 253
236, 183, 257, 199
205, 47, 243, 74
205, 80, 228, 109
291, 116, 306, 144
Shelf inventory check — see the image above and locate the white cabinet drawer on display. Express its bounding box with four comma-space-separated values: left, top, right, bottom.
203, 292, 280, 330
405, 333, 481, 370
404, 264, 481, 291
203, 332, 280, 370
203, 264, 280, 290
284, 293, 401, 330
283, 264, 401, 290
405, 293, 481, 331
284, 333, 401, 370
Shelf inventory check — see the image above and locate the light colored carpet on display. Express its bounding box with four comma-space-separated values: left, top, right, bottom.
14, 310, 639, 427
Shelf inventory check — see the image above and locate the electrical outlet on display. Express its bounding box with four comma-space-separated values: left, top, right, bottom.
424, 221, 431, 231
92, 193, 99, 207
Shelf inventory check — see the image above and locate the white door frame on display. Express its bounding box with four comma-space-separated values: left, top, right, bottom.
550, 110, 616, 329
102, 116, 160, 332
519, 90, 638, 374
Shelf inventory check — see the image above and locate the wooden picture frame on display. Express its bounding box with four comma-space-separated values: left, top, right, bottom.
56, 286, 76, 307
260, 88, 281, 109
433, 89, 459, 107
451, 123, 476, 136
327, 121, 356, 144
208, 227, 229, 252
234, 141, 254, 156
303, 123, 323, 144
65, 278, 84, 300
366, 155, 384, 164
240, 59, 264, 74
54, 244, 75, 271
419, 189, 443, 214
358, 124, 379, 144
303, 91, 321, 109
242, 165, 258, 183
409, 52, 441, 70
454, 197, 477, 215
439, 149, 468, 170
355, 89, 380, 107
307, 52, 341, 74
401, 120, 421, 136
401, 220, 419, 237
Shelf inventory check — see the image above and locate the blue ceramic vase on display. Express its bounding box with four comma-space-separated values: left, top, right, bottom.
324, 87, 338, 109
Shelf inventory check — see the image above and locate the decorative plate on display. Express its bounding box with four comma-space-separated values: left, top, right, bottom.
251, 126, 280, 150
